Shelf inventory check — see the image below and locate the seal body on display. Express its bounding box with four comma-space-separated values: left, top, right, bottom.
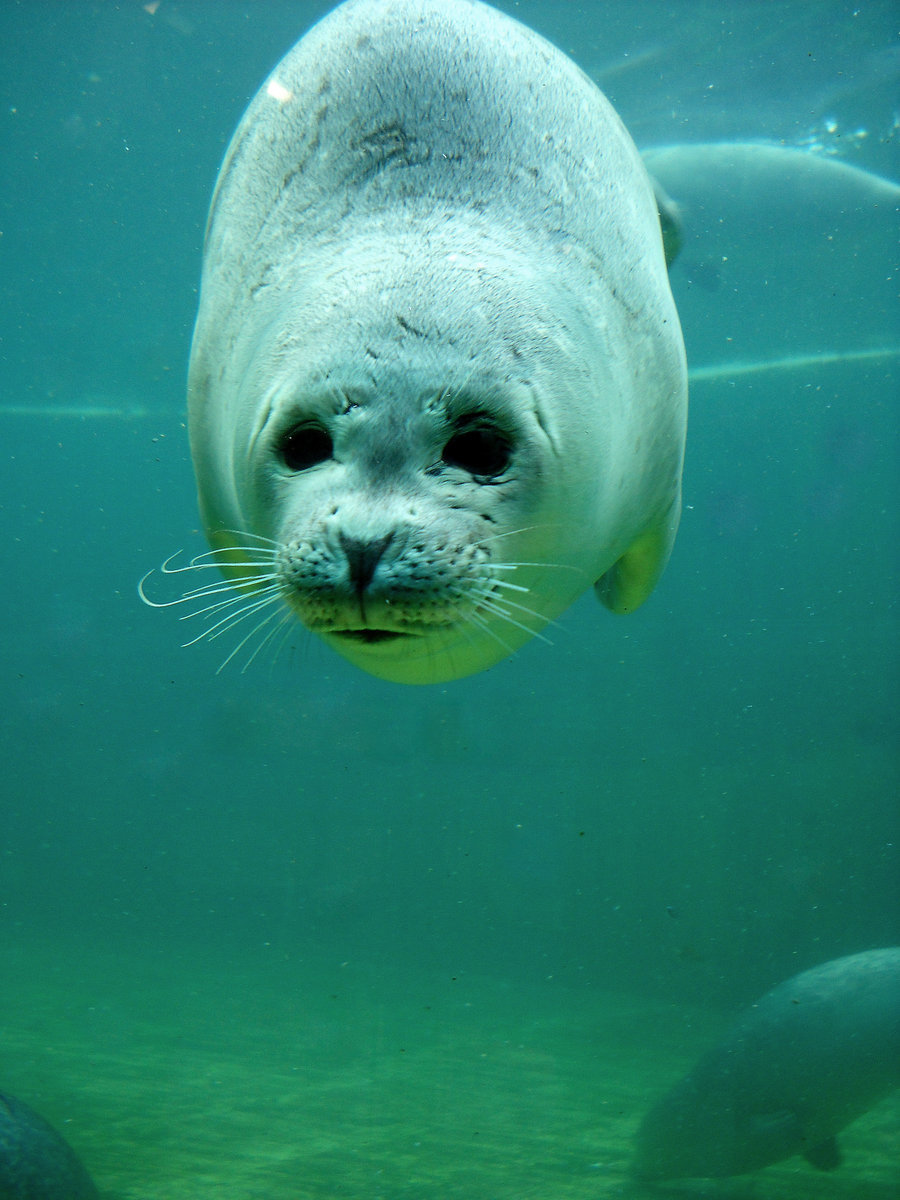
188, 0, 687, 683
632, 948, 900, 1179
0, 1091, 99, 1200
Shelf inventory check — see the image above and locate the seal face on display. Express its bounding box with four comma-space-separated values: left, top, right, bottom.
186, 0, 687, 684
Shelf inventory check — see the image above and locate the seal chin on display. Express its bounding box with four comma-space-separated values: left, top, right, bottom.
319, 622, 518, 686
292, 591, 524, 685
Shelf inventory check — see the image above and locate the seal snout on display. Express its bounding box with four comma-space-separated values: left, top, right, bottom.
339, 530, 395, 595
278, 509, 494, 641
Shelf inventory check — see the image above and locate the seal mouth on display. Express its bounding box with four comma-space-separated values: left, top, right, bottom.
331, 629, 414, 644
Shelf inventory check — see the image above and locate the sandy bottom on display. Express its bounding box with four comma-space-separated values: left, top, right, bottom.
1, 941, 897, 1200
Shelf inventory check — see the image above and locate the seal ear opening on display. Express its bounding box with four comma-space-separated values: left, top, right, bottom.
594, 515, 677, 614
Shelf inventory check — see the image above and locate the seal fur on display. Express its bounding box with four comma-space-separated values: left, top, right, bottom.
632, 948, 900, 1179
186, 0, 687, 684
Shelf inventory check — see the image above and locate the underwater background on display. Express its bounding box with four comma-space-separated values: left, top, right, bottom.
1, 1, 897, 1196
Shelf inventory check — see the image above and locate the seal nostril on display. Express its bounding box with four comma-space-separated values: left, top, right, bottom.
339, 531, 394, 593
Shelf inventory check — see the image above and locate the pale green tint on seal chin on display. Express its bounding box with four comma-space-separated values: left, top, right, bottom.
184, 0, 688, 684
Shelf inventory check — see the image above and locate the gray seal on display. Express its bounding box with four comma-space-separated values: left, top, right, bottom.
0, 1090, 99, 1200
186, 0, 687, 683
632, 947, 900, 1179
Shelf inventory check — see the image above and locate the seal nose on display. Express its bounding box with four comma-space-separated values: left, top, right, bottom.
339, 531, 394, 594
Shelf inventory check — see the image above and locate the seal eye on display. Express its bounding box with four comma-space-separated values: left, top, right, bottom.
442, 427, 512, 479
279, 424, 333, 471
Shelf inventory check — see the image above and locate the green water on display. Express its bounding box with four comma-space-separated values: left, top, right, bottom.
1, 0, 898, 1196
4, 944, 898, 1199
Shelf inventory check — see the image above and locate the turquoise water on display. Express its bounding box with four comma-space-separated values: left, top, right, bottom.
1, 2, 898, 1197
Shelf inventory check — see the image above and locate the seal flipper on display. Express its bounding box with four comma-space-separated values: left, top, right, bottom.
803, 1136, 842, 1171
600, 528, 672, 614
594, 514, 676, 614
650, 176, 683, 268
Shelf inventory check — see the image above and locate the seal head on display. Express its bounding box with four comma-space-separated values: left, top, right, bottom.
187, 0, 687, 683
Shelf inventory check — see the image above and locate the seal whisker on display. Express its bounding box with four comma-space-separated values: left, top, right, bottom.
175, 573, 280, 601
465, 588, 555, 646
479, 605, 554, 647
138, 572, 181, 609
177, 582, 283, 624
320, 369, 355, 414
181, 607, 272, 650
213, 529, 284, 550
489, 560, 585, 575
459, 608, 516, 656
215, 606, 290, 675
197, 586, 283, 633
162, 548, 279, 574
473, 524, 565, 545
175, 584, 280, 612
237, 620, 291, 674
180, 588, 284, 647
232, 607, 296, 674
186, 546, 281, 562
439, 579, 511, 645
482, 591, 551, 625
176, 593, 260, 624
487, 577, 530, 594
139, 570, 280, 610
172, 555, 280, 575
470, 579, 566, 638
171, 557, 279, 577
429, 356, 484, 412
265, 611, 300, 670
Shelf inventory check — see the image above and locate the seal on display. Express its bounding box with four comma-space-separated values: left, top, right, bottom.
182, 0, 687, 684
632, 947, 900, 1179
0, 1089, 99, 1199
